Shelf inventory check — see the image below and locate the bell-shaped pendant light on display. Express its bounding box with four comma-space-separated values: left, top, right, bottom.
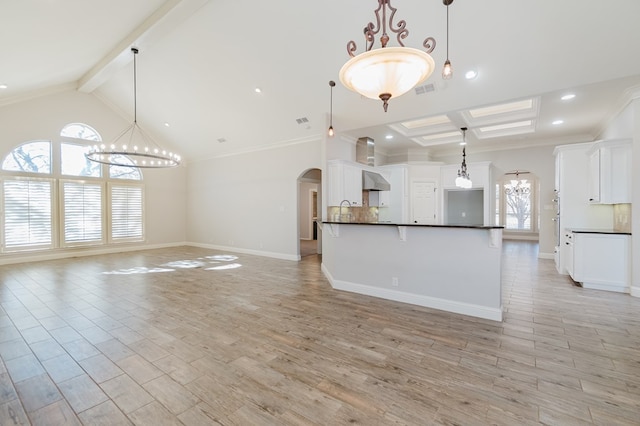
339, 0, 437, 112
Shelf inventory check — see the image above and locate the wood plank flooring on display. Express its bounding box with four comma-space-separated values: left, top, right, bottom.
0, 241, 639, 425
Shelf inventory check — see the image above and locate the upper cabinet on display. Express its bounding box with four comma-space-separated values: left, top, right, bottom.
327, 160, 363, 207
587, 139, 632, 204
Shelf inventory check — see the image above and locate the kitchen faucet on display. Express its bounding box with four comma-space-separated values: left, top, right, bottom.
339, 199, 351, 222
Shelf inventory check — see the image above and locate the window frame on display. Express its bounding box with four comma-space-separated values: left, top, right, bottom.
495, 174, 539, 234
1, 176, 56, 252
108, 182, 145, 243
59, 179, 106, 247
1, 122, 146, 253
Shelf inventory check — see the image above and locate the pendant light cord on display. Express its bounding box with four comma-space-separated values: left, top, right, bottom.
446, 4, 449, 60
132, 47, 138, 124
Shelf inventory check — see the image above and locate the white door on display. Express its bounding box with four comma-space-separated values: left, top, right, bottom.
411, 181, 436, 224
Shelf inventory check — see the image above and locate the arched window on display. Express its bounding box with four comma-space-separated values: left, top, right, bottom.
1, 141, 51, 174
1, 122, 145, 252
60, 123, 101, 142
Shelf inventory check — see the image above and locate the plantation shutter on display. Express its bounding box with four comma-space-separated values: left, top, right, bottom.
3, 178, 53, 250
110, 184, 143, 241
62, 181, 103, 244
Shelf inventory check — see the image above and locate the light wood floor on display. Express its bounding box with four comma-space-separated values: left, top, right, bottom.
0, 241, 639, 425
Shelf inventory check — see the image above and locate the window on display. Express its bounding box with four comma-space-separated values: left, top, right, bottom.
2, 178, 54, 250
495, 172, 539, 233
110, 184, 143, 241
109, 155, 141, 180
1, 141, 51, 174
60, 123, 101, 142
61, 143, 101, 177
61, 181, 103, 245
1, 122, 144, 253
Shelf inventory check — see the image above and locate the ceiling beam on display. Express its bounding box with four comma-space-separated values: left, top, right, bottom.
78, 0, 210, 93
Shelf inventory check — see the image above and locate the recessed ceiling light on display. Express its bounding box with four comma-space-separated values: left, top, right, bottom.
254, 87, 262, 93
465, 70, 478, 80
163, 122, 170, 127
561, 94, 575, 101
0, 84, 7, 90
385, 134, 394, 140
552, 119, 564, 125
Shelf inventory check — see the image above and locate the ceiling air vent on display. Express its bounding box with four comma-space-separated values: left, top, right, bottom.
217, 138, 227, 143
414, 83, 435, 95
296, 117, 310, 129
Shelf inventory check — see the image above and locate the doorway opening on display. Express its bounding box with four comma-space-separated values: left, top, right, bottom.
297, 168, 322, 258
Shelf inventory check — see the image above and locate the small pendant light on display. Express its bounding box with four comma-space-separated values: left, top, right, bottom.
328, 80, 335, 137
442, 0, 454, 80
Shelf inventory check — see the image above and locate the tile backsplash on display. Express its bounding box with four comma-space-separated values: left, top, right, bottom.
613, 203, 632, 233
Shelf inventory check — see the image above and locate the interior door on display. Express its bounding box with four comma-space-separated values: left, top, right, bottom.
411, 180, 436, 224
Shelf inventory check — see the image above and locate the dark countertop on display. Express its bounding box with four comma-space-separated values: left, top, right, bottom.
322, 221, 503, 230
568, 228, 631, 235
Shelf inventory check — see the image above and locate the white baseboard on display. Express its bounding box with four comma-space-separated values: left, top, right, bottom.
321, 264, 502, 322
582, 281, 629, 294
188, 242, 300, 261
0, 242, 187, 266
538, 252, 554, 260
630, 286, 640, 297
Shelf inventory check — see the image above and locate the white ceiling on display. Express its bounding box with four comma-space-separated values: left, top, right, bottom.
2, 0, 640, 162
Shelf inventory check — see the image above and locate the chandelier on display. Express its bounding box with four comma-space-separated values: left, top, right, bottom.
339, 0, 439, 112
455, 127, 472, 188
504, 171, 531, 196
86, 48, 181, 168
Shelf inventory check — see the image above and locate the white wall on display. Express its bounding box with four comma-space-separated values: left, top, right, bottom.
0, 90, 187, 262
432, 144, 557, 257
187, 140, 322, 260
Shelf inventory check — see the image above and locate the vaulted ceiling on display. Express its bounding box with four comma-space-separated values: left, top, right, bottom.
2, 0, 640, 162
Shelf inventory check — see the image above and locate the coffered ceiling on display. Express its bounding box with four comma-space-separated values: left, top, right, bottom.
2, 0, 640, 162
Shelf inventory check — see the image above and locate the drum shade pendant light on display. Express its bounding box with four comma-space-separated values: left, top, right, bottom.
442, 0, 454, 79
86, 48, 181, 168
455, 127, 472, 189
328, 80, 335, 137
339, 0, 437, 112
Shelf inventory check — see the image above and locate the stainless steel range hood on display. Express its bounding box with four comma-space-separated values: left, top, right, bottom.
363, 170, 390, 191
356, 136, 390, 191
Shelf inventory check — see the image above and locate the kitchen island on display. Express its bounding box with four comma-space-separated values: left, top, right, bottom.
321, 222, 504, 321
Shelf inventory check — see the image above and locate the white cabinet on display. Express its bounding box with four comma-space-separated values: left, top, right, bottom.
368, 190, 390, 207
327, 161, 363, 206
564, 231, 574, 277
378, 164, 409, 223
553, 142, 614, 275
570, 231, 630, 293
587, 139, 632, 204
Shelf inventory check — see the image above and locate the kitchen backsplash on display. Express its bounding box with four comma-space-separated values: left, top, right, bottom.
613, 203, 631, 233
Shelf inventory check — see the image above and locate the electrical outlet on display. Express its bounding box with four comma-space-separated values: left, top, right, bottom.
392, 277, 399, 287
